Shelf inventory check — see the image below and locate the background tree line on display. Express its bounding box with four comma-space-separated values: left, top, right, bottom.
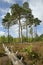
0, 34, 43, 44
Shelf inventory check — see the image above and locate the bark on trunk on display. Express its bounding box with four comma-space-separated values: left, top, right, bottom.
8, 24, 9, 43
26, 25, 28, 42
21, 26, 22, 43
19, 16, 21, 42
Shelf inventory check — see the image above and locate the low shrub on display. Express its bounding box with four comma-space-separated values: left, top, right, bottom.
24, 45, 40, 60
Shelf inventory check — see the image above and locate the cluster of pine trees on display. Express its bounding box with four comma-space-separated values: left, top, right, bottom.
2, 2, 41, 43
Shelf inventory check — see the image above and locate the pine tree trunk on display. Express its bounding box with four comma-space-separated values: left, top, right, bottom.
35, 26, 37, 37
8, 24, 9, 43
26, 25, 27, 37
21, 25, 22, 43
34, 26, 37, 37
19, 16, 21, 42
26, 25, 28, 42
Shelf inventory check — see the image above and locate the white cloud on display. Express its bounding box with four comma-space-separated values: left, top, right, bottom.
0, 8, 11, 18
29, 0, 43, 21
22, 0, 28, 3
1, 15, 5, 19
8, 9, 12, 15
37, 28, 43, 36
0, 25, 3, 28
0, 23, 3, 28
0, 31, 5, 36
4, 0, 11, 3
0, 8, 9, 14
9, 25, 19, 37
3, 0, 15, 4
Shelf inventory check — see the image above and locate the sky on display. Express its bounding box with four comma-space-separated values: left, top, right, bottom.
0, 0, 43, 37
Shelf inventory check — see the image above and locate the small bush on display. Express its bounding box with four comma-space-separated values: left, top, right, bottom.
24, 45, 40, 60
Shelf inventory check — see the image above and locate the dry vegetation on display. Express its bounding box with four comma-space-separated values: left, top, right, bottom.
0, 42, 43, 65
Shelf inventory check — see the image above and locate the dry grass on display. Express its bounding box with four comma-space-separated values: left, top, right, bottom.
0, 42, 43, 65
